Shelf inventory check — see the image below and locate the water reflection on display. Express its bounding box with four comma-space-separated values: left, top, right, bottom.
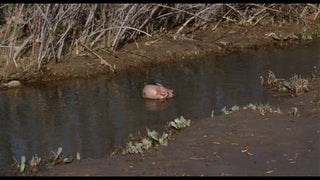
143, 99, 172, 111
0, 40, 319, 175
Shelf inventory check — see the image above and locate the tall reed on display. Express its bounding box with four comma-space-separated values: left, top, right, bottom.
0, 3, 319, 70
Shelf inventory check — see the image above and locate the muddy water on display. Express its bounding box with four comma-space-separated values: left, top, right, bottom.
0, 40, 319, 175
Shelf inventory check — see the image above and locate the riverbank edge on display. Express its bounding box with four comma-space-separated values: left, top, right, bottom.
1, 20, 320, 86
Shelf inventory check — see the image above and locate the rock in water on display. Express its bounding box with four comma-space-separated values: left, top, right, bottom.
1, 80, 21, 88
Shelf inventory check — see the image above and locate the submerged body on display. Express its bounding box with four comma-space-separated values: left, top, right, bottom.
142, 83, 174, 100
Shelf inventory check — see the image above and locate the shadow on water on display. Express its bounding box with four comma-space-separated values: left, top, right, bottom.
0, 40, 319, 175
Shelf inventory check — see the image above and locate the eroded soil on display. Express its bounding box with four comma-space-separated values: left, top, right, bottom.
41, 21, 320, 82
1, 21, 320, 83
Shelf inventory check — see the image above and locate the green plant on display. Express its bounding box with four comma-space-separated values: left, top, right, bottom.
147, 129, 169, 146
11, 154, 42, 176
246, 103, 256, 110
302, 34, 313, 41
20, 155, 26, 174
50, 147, 73, 165
211, 109, 214, 119
169, 116, 191, 130
230, 105, 240, 112
221, 106, 228, 115
110, 65, 116, 73
51, 147, 62, 165
301, 27, 313, 41
257, 103, 271, 111
221, 105, 239, 115
10, 147, 80, 176
126, 141, 144, 154
76, 152, 81, 162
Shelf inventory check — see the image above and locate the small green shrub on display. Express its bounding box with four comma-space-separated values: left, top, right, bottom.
169, 116, 191, 130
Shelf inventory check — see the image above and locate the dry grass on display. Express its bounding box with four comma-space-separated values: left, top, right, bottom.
0, 3, 319, 75
261, 69, 311, 96
289, 74, 309, 96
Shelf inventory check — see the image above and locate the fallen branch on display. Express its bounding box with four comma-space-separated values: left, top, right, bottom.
212, 9, 232, 31
79, 41, 114, 71
307, 3, 320, 20
88, 26, 152, 39
13, 34, 34, 63
253, 13, 269, 26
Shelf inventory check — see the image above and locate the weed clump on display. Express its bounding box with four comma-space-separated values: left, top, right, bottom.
114, 116, 191, 156
169, 116, 191, 130
220, 103, 281, 116
221, 105, 240, 115
260, 70, 309, 96
9, 147, 80, 176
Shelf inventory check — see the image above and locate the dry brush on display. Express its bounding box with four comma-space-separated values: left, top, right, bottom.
0, 3, 319, 79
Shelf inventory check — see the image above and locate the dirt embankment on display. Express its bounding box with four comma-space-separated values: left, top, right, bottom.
1, 20, 320, 84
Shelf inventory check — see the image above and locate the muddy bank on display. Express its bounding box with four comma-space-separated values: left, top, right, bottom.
36, 21, 320, 82
1, 20, 320, 84
38, 77, 320, 176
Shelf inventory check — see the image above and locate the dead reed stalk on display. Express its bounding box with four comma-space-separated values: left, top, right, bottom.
0, 3, 319, 75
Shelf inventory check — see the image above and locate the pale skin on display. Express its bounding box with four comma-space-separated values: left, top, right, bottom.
142, 83, 174, 100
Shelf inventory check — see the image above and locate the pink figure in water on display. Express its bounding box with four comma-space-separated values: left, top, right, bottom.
142, 83, 174, 100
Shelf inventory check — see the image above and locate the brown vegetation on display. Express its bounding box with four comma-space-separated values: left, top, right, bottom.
261, 67, 319, 97
0, 3, 320, 83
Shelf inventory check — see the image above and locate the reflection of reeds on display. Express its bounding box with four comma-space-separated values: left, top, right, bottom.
0, 4, 319, 73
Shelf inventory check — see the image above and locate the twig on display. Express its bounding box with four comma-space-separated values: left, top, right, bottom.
249, 3, 280, 12
13, 34, 34, 62
0, 45, 19, 49
247, 7, 266, 24
307, 3, 320, 20
88, 26, 152, 39
112, 4, 136, 51
176, 5, 215, 34
212, 9, 232, 31
79, 41, 114, 71
154, 3, 213, 22
226, 4, 245, 19
253, 13, 269, 26
35, 4, 51, 25
289, 4, 308, 26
